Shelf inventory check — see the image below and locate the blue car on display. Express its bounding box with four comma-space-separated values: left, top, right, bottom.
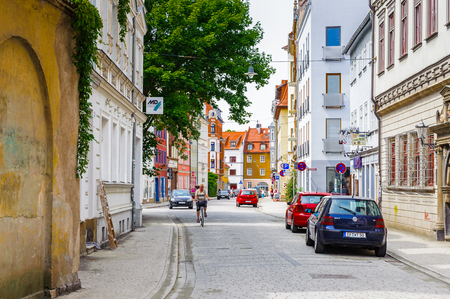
305, 196, 387, 257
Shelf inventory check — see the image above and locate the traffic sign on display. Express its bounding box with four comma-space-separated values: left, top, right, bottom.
275, 175, 280, 180
283, 183, 287, 188
280, 170, 285, 177
298, 162, 307, 171
282, 163, 289, 170
336, 163, 347, 174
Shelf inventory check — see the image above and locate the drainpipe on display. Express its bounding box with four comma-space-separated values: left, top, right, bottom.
368, 1, 382, 207
131, 4, 144, 231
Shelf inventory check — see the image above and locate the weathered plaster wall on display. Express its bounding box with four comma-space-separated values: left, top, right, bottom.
0, 0, 80, 297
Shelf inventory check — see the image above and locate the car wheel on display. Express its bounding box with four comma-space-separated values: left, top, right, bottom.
291, 217, 299, 233
314, 229, 325, 253
253, 204, 257, 207
285, 216, 291, 229
169, 204, 173, 209
375, 242, 387, 257
305, 225, 314, 246
189, 205, 193, 209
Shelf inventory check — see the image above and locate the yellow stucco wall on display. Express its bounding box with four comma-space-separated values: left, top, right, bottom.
276, 109, 290, 198
0, 1, 80, 297
243, 152, 271, 188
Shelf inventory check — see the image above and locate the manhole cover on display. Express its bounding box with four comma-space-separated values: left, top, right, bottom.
310, 274, 356, 279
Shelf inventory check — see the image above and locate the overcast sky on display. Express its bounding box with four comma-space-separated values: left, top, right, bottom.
219, 0, 294, 132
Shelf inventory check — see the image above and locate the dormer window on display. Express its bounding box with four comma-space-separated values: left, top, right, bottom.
248, 144, 253, 150
261, 144, 266, 150
230, 141, 236, 147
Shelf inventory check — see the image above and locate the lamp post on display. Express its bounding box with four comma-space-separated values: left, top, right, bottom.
245, 62, 258, 79
415, 120, 436, 149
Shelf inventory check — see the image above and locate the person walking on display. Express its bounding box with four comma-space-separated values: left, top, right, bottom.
194, 184, 210, 223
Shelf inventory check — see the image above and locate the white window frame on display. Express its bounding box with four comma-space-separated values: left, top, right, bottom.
247, 168, 252, 176
247, 144, 253, 150
260, 155, 265, 163
260, 168, 265, 176
247, 182, 252, 189
247, 155, 252, 163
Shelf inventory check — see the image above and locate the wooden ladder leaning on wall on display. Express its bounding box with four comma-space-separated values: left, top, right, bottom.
98, 181, 118, 250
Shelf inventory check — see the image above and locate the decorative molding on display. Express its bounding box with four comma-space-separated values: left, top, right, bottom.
375, 55, 450, 116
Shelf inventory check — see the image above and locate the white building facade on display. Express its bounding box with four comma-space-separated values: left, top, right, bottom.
342, 12, 380, 201
79, 0, 147, 246
198, 117, 209, 190
371, 0, 450, 239
224, 131, 246, 190
295, 0, 368, 194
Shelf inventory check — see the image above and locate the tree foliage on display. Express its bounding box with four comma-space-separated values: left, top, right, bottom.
208, 172, 219, 197
285, 171, 301, 203
142, 0, 275, 175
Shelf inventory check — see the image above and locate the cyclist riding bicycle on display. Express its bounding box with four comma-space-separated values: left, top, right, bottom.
194, 184, 210, 223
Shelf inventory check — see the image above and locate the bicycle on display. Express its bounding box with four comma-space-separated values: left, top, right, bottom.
199, 206, 205, 227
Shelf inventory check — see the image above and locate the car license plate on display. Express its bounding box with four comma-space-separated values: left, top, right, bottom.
178, 202, 185, 204
245, 201, 251, 203
344, 232, 366, 238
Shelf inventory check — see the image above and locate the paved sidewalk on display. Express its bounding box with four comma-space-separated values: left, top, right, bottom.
257, 196, 450, 285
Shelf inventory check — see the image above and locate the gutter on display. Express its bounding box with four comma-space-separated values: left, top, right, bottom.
368, 0, 382, 207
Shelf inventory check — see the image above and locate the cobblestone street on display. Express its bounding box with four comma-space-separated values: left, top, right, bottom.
62, 198, 450, 299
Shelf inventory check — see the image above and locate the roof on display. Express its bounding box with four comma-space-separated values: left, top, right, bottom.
223, 131, 246, 149
274, 80, 288, 119
244, 127, 270, 153
342, 12, 372, 55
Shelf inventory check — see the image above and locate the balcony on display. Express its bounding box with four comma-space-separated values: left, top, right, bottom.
323, 138, 343, 153
323, 46, 343, 60
323, 93, 344, 108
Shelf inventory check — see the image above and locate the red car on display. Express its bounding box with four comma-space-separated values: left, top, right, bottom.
236, 189, 258, 207
285, 192, 331, 233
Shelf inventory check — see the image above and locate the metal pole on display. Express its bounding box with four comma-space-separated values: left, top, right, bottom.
340, 173, 343, 195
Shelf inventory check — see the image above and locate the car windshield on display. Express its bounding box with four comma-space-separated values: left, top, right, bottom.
220, 191, 228, 194
328, 199, 381, 216
172, 190, 191, 196
242, 190, 255, 195
300, 195, 324, 204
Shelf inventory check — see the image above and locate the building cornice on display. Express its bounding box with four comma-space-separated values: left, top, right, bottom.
375, 55, 450, 116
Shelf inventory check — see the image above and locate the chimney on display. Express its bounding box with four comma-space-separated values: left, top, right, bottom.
256, 120, 261, 134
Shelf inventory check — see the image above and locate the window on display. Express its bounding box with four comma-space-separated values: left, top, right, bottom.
247, 168, 252, 176
247, 155, 252, 163
261, 144, 266, 150
230, 141, 236, 147
260, 155, 265, 163
379, 22, 385, 72
211, 159, 215, 168
211, 142, 215, 152
400, 138, 408, 186
388, 12, 395, 66
426, 136, 435, 186
412, 134, 420, 185
247, 144, 253, 150
415, 0, 422, 45
260, 168, 265, 176
230, 169, 236, 175
230, 156, 236, 163
326, 74, 341, 93
401, 1, 408, 56
247, 182, 252, 189
364, 102, 368, 132
326, 27, 341, 46
389, 139, 396, 185
326, 118, 341, 139
211, 124, 215, 133
428, 0, 437, 36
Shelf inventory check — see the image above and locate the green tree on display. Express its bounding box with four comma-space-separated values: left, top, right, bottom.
285, 171, 301, 203
142, 0, 275, 176
208, 172, 219, 197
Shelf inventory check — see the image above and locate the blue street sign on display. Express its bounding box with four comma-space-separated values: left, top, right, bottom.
282, 163, 289, 170
336, 163, 347, 174
275, 175, 280, 180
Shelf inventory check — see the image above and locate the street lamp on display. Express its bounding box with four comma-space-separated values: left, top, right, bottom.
245, 62, 258, 79
415, 120, 436, 149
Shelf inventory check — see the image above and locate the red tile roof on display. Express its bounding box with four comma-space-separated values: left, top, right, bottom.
223, 131, 246, 149
244, 127, 270, 153
274, 80, 288, 119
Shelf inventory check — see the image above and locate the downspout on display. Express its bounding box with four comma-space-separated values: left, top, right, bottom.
368, 1, 382, 207
131, 3, 143, 230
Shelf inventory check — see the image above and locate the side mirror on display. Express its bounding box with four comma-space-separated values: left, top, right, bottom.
287, 202, 291, 205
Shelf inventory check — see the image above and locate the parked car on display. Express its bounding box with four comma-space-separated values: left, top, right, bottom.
236, 189, 258, 207
253, 186, 262, 198
285, 192, 331, 233
231, 189, 241, 198
305, 196, 387, 257
217, 190, 230, 200
169, 189, 193, 209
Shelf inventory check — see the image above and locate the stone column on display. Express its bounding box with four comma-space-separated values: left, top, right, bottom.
434, 146, 445, 240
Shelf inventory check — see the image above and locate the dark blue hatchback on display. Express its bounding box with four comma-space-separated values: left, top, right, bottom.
305, 196, 387, 257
